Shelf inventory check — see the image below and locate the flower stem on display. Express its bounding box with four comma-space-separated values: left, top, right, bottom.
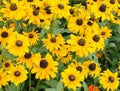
29, 70, 31, 91
36, 79, 40, 91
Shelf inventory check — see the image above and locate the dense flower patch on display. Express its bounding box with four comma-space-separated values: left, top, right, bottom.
0, 0, 120, 91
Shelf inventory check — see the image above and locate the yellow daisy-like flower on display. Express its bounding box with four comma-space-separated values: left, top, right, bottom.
67, 34, 94, 57
42, 34, 64, 52
2, 60, 14, 71
6, 34, 30, 56
83, 60, 101, 78
61, 66, 83, 91
0, 69, 9, 88
32, 53, 58, 80
98, 26, 112, 39
17, 52, 40, 69
50, 0, 70, 19
8, 65, 28, 86
1, 0, 26, 20
110, 15, 120, 25
100, 69, 119, 91
23, 30, 40, 46
0, 26, 15, 47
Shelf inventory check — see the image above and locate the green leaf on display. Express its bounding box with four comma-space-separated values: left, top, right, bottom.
83, 82, 88, 91
8, 83, 21, 91
0, 88, 4, 91
45, 79, 58, 88
45, 88, 56, 91
107, 43, 116, 48
56, 79, 63, 91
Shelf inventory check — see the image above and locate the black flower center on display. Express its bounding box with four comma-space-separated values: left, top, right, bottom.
99, 4, 106, 12
5, 62, 10, 67
76, 66, 82, 72
16, 40, 23, 47
93, 35, 100, 42
27, 0, 33, 2
89, 63, 96, 71
40, 19, 44, 22
24, 52, 32, 59
110, 0, 115, 4
46, 9, 52, 14
76, 18, 83, 25
29, 34, 34, 38
108, 76, 114, 83
33, 10, 39, 16
87, 21, 93, 26
14, 71, 21, 77
69, 75, 75, 81
101, 32, 105, 35
10, 3, 17, 11
1, 31, 8, 38
78, 39, 85, 46
69, 9, 74, 15
40, 60, 48, 68
50, 37, 56, 43
58, 4, 64, 9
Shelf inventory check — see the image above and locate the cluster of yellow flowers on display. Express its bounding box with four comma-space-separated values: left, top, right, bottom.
0, 0, 120, 91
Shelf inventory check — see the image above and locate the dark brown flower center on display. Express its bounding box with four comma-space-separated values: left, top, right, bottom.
76, 66, 82, 72
69, 75, 75, 81
110, 0, 115, 4
16, 40, 23, 47
76, 18, 83, 25
29, 34, 34, 38
46, 9, 52, 14
93, 35, 100, 42
93, 0, 97, 1
27, 0, 33, 2
58, 4, 64, 9
87, 21, 93, 26
33, 10, 39, 16
50, 37, 56, 43
5, 62, 10, 67
108, 76, 114, 82
10, 3, 17, 11
3, 17, 7, 21
1, 31, 8, 38
14, 71, 21, 77
89, 63, 96, 71
40, 19, 44, 22
69, 9, 74, 14
78, 39, 85, 46
99, 4, 106, 12
101, 32, 105, 35
24, 52, 32, 59
40, 60, 48, 68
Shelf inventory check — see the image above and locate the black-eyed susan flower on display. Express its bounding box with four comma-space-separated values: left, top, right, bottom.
6, 34, 30, 56
67, 34, 94, 57
23, 30, 40, 46
2, 60, 14, 71
42, 34, 64, 52
8, 65, 28, 86
1, 0, 26, 20
100, 69, 119, 91
0, 26, 15, 47
83, 60, 101, 78
61, 66, 83, 91
32, 53, 58, 80
0, 69, 9, 88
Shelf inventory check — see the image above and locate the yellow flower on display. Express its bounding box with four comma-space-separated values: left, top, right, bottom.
23, 30, 40, 46
0, 69, 9, 88
83, 60, 101, 78
6, 34, 30, 56
32, 53, 58, 80
42, 34, 64, 52
8, 65, 28, 86
100, 69, 119, 91
61, 66, 83, 91
2, 60, 14, 71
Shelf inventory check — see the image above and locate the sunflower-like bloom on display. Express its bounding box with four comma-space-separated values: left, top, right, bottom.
0, 26, 16, 47
67, 34, 95, 57
100, 69, 119, 91
2, 60, 14, 71
42, 34, 64, 52
0, 0, 26, 20
61, 66, 83, 91
32, 53, 58, 80
8, 65, 28, 86
0, 69, 9, 88
83, 60, 101, 78
23, 30, 40, 46
6, 34, 30, 56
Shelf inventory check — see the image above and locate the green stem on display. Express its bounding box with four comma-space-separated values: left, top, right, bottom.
29, 70, 31, 91
36, 79, 40, 91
